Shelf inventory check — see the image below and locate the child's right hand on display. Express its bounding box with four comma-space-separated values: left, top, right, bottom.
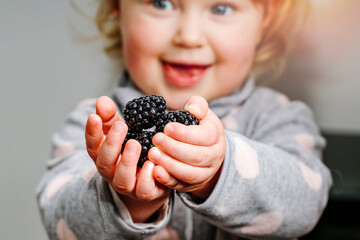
85, 96, 170, 223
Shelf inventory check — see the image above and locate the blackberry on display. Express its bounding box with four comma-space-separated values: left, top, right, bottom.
121, 129, 155, 167
168, 110, 200, 125
155, 112, 170, 132
122, 95, 200, 167
156, 110, 199, 132
125, 129, 138, 141
136, 131, 155, 167
121, 129, 137, 154
123, 95, 166, 132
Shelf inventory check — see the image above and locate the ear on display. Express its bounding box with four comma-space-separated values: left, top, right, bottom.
261, 6, 271, 31
257, 1, 280, 45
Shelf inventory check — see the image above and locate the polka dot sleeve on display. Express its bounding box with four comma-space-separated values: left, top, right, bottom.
36, 99, 170, 240
178, 88, 333, 239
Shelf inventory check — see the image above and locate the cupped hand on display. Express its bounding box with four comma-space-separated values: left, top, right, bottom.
85, 96, 170, 222
148, 96, 226, 200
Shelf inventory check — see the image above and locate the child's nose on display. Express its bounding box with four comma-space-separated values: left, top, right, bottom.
173, 13, 206, 48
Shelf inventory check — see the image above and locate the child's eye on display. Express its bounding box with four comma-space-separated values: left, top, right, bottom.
152, 0, 174, 11
211, 4, 233, 16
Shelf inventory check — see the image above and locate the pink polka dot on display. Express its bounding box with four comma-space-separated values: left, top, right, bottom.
82, 167, 97, 182
77, 98, 97, 108
54, 142, 75, 159
222, 115, 239, 130
47, 158, 61, 168
241, 212, 283, 236
56, 219, 78, 240
222, 105, 242, 130
150, 226, 179, 240
230, 105, 242, 114
295, 133, 315, 152
234, 137, 259, 179
46, 175, 73, 198
47, 142, 75, 168
299, 162, 323, 190
277, 94, 290, 108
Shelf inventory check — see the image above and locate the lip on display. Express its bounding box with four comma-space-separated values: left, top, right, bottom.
162, 61, 211, 88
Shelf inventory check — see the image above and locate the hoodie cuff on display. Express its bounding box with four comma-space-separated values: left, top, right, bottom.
109, 185, 170, 230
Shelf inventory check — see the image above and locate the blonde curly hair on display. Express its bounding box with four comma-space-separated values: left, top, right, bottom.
94, 0, 309, 80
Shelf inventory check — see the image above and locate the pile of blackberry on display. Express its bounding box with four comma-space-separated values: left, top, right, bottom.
122, 95, 199, 166
155, 110, 199, 132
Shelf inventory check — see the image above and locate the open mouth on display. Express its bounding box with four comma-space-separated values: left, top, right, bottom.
162, 61, 211, 88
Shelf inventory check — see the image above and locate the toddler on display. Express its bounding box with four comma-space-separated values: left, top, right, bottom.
37, 0, 332, 239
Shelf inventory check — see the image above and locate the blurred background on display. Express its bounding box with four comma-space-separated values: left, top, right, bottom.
271, 1, 360, 238
0, 0, 359, 239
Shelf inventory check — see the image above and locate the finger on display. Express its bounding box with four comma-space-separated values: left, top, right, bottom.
153, 165, 177, 188
96, 96, 122, 135
163, 114, 220, 146
153, 165, 190, 191
112, 139, 141, 194
154, 166, 201, 193
96, 121, 128, 182
136, 161, 167, 201
152, 132, 217, 167
148, 147, 209, 185
183, 95, 209, 120
85, 114, 104, 161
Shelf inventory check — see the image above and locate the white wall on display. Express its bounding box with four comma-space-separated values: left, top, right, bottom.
271, 0, 360, 134
0, 0, 359, 239
0, 1, 120, 239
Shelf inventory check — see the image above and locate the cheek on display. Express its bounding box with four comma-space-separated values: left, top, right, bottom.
120, 16, 173, 82
225, 42, 255, 72
121, 27, 157, 94
222, 30, 259, 69
121, 13, 156, 64
215, 38, 257, 91
122, 24, 153, 70
214, 23, 262, 85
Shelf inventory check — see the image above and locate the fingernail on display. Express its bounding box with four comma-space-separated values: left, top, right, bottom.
164, 124, 174, 135
150, 147, 161, 160
152, 133, 163, 145
185, 104, 201, 116
113, 121, 123, 131
125, 140, 137, 152
145, 161, 154, 170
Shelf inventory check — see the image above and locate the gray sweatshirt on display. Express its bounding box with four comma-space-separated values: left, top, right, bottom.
36, 78, 332, 240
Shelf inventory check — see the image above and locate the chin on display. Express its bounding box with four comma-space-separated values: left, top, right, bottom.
162, 98, 187, 110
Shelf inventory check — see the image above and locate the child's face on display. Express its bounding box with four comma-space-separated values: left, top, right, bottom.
119, 0, 264, 109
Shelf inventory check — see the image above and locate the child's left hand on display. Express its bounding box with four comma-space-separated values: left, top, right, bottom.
148, 96, 226, 201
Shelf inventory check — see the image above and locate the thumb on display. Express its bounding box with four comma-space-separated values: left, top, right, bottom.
96, 96, 122, 135
184, 96, 208, 120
